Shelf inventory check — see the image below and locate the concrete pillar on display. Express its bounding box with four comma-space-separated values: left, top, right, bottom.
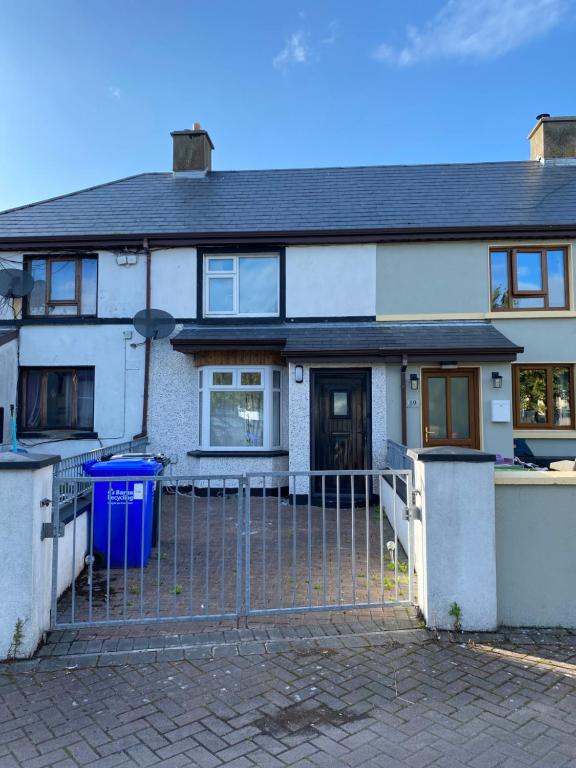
408, 447, 497, 631
0, 452, 59, 658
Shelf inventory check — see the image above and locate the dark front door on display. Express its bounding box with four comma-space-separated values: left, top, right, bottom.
311, 369, 371, 497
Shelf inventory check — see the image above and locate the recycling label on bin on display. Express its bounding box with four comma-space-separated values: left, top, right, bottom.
133, 483, 144, 500
106, 483, 144, 503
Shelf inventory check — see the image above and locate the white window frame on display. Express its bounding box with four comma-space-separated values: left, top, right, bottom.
199, 366, 282, 451
203, 253, 280, 318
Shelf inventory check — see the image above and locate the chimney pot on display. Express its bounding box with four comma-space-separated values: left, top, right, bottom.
170, 125, 214, 173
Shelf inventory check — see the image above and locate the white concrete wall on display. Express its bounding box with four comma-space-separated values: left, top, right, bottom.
286, 245, 376, 318
18, 325, 144, 457
495, 476, 576, 627
0, 337, 18, 444
151, 248, 196, 318
0, 458, 55, 658
97, 251, 146, 318
56, 514, 88, 598
410, 451, 498, 631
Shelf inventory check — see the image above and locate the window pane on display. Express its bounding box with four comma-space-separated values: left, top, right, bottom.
198, 392, 203, 443
207, 258, 234, 272
240, 372, 261, 386
547, 250, 567, 308
490, 251, 509, 309
208, 277, 234, 312
512, 296, 546, 308
46, 371, 73, 427
212, 371, 233, 386
76, 370, 94, 429
519, 369, 548, 425
553, 367, 572, 427
273, 390, 281, 446
24, 370, 42, 427
238, 256, 278, 314
28, 260, 46, 315
210, 391, 264, 447
50, 260, 76, 301
450, 377, 470, 439
333, 392, 349, 417
48, 304, 77, 315
427, 377, 447, 438
515, 252, 543, 292
198, 370, 203, 389
273, 370, 281, 389
81, 259, 97, 315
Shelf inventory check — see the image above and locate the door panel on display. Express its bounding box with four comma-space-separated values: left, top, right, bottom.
422, 369, 479, 449
311, 370, 371, 495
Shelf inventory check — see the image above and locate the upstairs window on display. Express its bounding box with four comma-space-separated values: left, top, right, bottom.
198, 366, 282, 450
203, 253, 279, 317
19, 367, 95, 432
25, 255, 97, 317
490, 247, 568, 311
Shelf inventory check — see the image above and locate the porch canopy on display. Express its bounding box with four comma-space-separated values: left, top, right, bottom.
171, 320, 523, 362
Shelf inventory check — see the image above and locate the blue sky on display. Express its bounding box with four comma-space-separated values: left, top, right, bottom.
1, 0, 575, 210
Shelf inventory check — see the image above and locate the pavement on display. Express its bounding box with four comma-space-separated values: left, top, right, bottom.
1, 618, 576, 767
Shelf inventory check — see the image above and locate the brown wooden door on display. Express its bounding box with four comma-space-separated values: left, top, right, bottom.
422, 369, 480, 449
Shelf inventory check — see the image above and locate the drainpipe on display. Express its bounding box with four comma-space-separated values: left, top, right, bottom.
133, 238, 151, 440
400, 354, 408, 446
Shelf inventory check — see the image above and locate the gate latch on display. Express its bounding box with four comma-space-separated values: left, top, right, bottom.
41, 522, 65, 541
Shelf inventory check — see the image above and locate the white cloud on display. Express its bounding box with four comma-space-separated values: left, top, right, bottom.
273, 31, 309, 70
374, 0, 568, 66
322, 20, 340, 46
108, 86, 122, 99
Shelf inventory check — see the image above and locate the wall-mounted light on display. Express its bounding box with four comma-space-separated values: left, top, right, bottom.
409, 373, 419, 391
492, 371, 503, 389
294, 365, 304, 384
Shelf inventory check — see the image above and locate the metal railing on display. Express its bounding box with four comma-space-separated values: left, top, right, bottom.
54, 438, 148, 506
386, 439, 414, 473
51, 469, 414, 629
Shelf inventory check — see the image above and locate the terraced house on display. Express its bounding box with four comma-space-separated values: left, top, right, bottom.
1, 114, 576, 478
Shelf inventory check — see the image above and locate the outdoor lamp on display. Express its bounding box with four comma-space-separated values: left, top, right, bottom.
294, 365, 304, 384
492, 371, 503, 389
409, 373, 419, 391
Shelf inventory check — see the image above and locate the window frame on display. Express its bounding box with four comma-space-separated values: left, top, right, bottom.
19, 366, 95, 433
512, 363, 574, 430
23, 254, 98, 317
198, 365, 282, 451
197, 247, 285, 322
489, 246, 569, 311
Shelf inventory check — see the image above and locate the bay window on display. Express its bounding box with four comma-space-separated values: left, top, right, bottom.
199, 366, 282, 450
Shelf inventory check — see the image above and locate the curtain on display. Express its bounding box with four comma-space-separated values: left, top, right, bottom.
77, 370, 95, 429
24, 371, 42, 428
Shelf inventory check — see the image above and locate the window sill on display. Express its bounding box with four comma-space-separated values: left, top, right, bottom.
18, 431, 98, 440
513, 429, 576, 439
188, 449, 289, 458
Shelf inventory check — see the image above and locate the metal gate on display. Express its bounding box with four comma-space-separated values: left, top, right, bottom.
50, 470, 414, 629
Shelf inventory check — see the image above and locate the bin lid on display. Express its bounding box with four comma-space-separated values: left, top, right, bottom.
83, 457, 163, 476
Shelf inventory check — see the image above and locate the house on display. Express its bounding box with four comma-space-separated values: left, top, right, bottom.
1, 115, 575, 483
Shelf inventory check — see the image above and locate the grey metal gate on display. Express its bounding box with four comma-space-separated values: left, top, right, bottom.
50, 469, 413, 629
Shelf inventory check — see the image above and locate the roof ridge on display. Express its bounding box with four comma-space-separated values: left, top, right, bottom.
0, 173, 163, 217
210, 160, 538, 174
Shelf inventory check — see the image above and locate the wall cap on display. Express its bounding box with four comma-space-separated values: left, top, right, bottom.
0, 451, 61, 470
188, 449, 289, 458
408, 446, 496, 463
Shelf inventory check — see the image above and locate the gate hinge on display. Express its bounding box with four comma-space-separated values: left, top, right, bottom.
41, 522, 65, 541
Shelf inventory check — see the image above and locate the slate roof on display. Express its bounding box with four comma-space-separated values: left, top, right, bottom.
171, 321, 523, 360
1, 161, 576, 239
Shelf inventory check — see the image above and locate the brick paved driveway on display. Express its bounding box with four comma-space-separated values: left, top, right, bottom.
2, 629, 576, 767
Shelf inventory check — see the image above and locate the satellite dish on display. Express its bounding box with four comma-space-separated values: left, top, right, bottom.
133, 308, 176, 340
0, 268, 34, 298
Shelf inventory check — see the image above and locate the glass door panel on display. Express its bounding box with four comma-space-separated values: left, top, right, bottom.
450, 376, 470, 439
427, 377, 447, 439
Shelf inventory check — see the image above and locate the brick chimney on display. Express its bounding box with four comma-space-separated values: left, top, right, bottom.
528, 114, 576, 163
171, 123, 214, 173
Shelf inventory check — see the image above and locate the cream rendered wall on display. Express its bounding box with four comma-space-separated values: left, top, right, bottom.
286, 244, 376, 317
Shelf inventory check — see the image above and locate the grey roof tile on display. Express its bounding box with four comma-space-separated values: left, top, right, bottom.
0, 161, 576, 238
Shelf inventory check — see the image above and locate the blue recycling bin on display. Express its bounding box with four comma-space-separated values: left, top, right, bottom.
83, 457, 163, 568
